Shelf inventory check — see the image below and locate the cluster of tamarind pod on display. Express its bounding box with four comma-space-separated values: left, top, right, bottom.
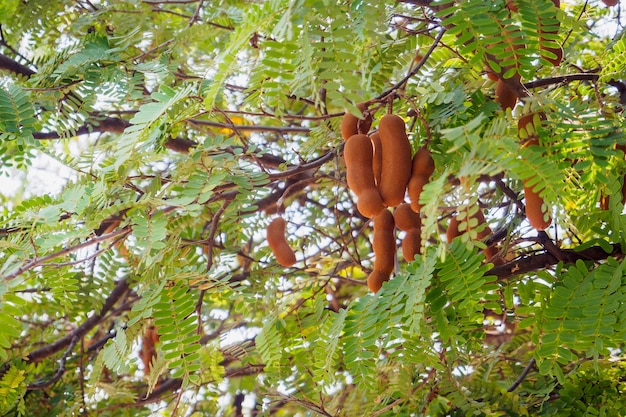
341, 105, 436, 293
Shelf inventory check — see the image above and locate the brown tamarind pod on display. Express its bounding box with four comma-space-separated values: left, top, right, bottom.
394, 203, 421, 231
378, 114, 413, 207
266, 217, 297, 266
602, 0, 619, 6
370, 132, 383, 186
407, 147, 435, 213
344, 134, 385, 217
447, 207, 498, 260
356, 189, 386, 218
401, 228, 422, 262
539, 1, 562, 66
446, 216, 461, 243
341, 103, 372, 140
600, 194, 610, 210
506, 0, 518, 12
495, 79, 518, 111
411, 147, 436, 177
345, 134, 376, 195
141, 325, 159, 374
542, 46, 563, 67
367, 269, 390, 294
408, 175, 430, 213
519, 112, 541, 143
372, 209, 396, 275
485, 66, 499, 81
524, 183, 552, 230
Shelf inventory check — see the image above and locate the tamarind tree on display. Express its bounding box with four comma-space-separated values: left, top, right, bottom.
1, 0, 626, 415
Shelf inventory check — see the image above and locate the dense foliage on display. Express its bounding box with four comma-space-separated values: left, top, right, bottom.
1, 0, 626, 415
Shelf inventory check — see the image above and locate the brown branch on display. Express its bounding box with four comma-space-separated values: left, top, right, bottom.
523, 73, 600, 90
0, 53, 35, 77
26, 279, 129, 363
487, 243, 623, 280
3, 229, 130, 282
187, 119, 310, 134
376, 28, 446, 101
507, 358, 536, 392
27, 336, 79, 389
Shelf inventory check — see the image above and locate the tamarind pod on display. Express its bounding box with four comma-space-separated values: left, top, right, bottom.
406, 147, 435, 213
485, 66, 499, 81
524, 182, 552, 230
356, 188, 386, 218
341, 103, 372, 140
408, 175, 430, 213
495, 80, 518, 111
370, 132, 383, 186
141, 325, 159, 374
602, 0, 619, 6
367, 269, 390, 294
378, 114, 413, 207
344, 134, 377, 195
446, 216, 461, 243
411, 147, 435, 177
394, 203, 421, 231
484, 245, 499, 261
401, 228, 422, 262
542, 46, 563, 67
506, 0, 518, 12
266, 217, 297, 266
447, 208, 491, 241
344, 133, 385, 217
372, 209, 396, 275
600, 194, 610, 210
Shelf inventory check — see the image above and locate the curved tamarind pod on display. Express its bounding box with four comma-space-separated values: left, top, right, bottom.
407, 147, 435, 213
401, 228, 422, 262
356, 188, 386, 218
602, 0, 619, 6
378, 114, 413, 207
367, 269, 390, 294
539, 1, 562, 66
370, 132, 383, 186
372, 209, 396, 275
506, 0, 518, 12
542, 46, 563, 67
394, 203, 421, 231
412, 147, 436, 177
408, 175, 430, 213
447, 207, 498, 260
446, 216, 461, 243
341, 102, 372, 140
524, 183, 552, 230
495, 79, 518, 111
266, 217, 297, 266
141, 325, 159, 374
447, 208, 490, 243
345, 134, 376, 195
344, 134, 385, 217
518, 112, 545, 146
485, 66, 499, 81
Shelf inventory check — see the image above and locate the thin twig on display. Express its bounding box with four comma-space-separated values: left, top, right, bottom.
3, 229, 130, 282
27, 336, 79, 389
507, 358, 536, 392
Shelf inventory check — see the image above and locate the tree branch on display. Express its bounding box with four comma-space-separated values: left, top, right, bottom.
523, 73, 599, 90
26, 279, 130, 363
487, 243, 623, 280
27, 336, 79, 389
0, 53, 35, 77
